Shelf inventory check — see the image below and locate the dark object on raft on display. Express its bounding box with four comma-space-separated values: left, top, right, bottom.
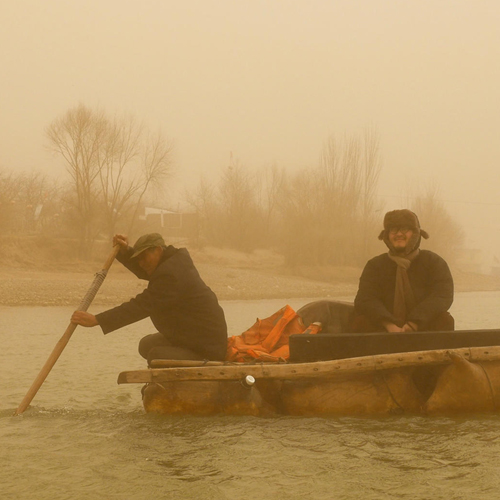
289, 329, 500, 362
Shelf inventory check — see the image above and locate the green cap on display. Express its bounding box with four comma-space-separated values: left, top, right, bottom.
130, 233, 165, 259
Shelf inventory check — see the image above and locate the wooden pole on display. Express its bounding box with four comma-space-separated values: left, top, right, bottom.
14, 245, 120, 416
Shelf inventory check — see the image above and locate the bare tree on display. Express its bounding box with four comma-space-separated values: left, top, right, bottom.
275, 167, 321, 265
278, 130, 383, 267
411, 184, 465, 264
187, 177, 221, 246
46, 105, 105, 257
185, 132, 383, 267
46, 104, 174, 257
318, 134, 363, 264
256, 163, 286, 239
187, 158, 267, 251
0, 169, 23, 232
127, 131, 173, 235
0, 168, 62, 235
18, 171, 61, 232
359, 128, 383, 260
96, 114, 142, 237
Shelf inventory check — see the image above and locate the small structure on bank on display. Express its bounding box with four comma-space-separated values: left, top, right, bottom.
136, 207, 199, 242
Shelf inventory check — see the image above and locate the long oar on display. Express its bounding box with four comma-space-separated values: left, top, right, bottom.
14, 245, 120, 416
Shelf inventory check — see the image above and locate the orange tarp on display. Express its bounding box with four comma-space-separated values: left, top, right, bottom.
226, 305, 321, 362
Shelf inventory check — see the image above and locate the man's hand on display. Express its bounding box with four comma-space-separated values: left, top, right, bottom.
383, 321, 403, 333
402, 321, 418, 332
113, 234, 129, 254
71, 311, 99, 327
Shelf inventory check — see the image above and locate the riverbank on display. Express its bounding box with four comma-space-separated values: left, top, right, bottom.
1, 245, 500, 306
0, 265, 358, 306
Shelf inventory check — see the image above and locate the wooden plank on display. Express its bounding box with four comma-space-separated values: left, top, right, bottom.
117, 345, 500, 384
149, 359, 225, 368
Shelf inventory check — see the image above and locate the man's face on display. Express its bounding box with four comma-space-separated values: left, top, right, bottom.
137, 246, 163, 275
388, 227, 414, 253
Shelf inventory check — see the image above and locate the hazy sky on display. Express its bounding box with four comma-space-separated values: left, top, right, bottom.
1, 1, 499, 256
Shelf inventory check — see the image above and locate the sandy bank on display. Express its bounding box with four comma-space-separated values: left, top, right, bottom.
0, 265, 357, 307
1, 246, 499, 306
1, 265, 500, 308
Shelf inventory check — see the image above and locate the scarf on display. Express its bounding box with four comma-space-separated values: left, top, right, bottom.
388, 249, 419, 326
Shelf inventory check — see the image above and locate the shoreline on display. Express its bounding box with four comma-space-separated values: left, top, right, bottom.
1, 263, 500, 307
0, 265, 358, 307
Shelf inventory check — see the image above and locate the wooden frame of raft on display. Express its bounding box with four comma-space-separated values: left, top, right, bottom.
117, 345, 500, 416
118, 345, 500, 384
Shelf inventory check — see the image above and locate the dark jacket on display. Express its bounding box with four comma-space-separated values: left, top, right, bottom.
96, 246, 228, 360
354, 250, 453, 328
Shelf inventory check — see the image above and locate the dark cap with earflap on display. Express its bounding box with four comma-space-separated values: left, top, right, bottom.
130, 233, 165, 259
378, 209, 429, 240
378, 209, 429, 255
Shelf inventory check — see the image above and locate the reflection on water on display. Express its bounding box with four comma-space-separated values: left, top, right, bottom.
2, 292, 500, 499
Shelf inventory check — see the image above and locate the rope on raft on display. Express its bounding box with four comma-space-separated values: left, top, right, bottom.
77, 270, 108, 311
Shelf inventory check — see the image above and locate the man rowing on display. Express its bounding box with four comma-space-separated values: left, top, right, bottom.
71, 233, 228, 364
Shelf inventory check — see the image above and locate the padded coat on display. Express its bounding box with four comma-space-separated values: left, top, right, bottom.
96, 246, 228, 360
354, 250, 454, 329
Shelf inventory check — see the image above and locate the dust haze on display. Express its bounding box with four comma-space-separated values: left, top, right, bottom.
1, 1, 500, 269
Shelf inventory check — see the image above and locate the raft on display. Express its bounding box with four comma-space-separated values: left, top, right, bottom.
118, 329, 500, 417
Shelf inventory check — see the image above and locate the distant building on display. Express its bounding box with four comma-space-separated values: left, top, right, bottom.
137, 207, 199, 241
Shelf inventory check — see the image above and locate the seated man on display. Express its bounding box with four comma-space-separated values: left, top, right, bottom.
71, 233, 228, 364
352, 209, 454, 333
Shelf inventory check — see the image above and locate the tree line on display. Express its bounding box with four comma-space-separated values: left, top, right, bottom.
0, 104, 173, 259
188, 131, 463, 267
0, 104, 464, 267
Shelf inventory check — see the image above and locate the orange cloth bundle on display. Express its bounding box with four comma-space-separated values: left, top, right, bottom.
226, 305, 321, 362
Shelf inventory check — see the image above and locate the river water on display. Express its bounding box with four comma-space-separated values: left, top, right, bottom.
2, 292, 500, 499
